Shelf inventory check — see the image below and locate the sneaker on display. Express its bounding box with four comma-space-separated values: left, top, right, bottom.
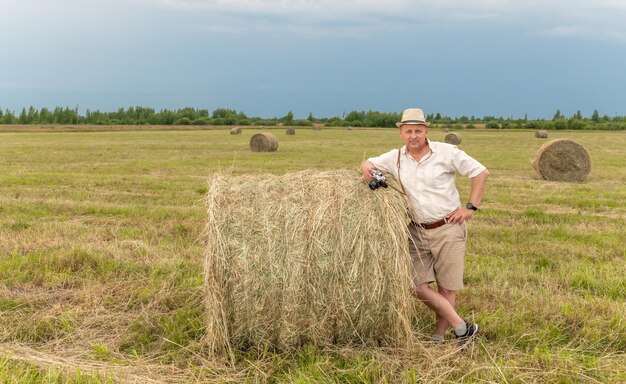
456, 322, 479, 348
431, 334, 445, 344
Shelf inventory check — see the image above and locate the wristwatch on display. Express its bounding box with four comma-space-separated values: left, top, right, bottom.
466, 202, 479, 211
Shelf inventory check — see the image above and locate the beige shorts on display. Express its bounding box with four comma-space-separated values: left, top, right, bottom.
408, 221, 467, 291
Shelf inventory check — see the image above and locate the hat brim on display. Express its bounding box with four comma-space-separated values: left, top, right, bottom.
396, 121, 430, 127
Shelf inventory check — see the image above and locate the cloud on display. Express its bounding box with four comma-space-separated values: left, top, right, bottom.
130, 0, 626, 42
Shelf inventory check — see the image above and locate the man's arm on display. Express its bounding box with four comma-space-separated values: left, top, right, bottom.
468, 169, 489, 208
447, 169, 489, 224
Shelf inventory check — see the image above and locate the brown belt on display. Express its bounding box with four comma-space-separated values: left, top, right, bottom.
412, 218, 448, 230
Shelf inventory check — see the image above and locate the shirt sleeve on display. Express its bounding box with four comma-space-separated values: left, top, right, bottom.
367, 149, 400, 177
450, 146, 486, 178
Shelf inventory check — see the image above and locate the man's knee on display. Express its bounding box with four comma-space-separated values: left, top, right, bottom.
438, 286, 457, 298
412, 283, 430, 298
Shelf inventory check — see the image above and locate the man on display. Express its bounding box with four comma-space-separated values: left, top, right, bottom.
361, 108, 488, 345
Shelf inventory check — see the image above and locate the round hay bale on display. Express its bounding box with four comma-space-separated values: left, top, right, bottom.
535, 130, 548, 138
285, 127, 296, 135
312, 124, 323, 130
444, 132, 461, 145
250, 132, 278, 152
230, 127, 241, 135
533, 139, 591, 182
204, 170, 416, 356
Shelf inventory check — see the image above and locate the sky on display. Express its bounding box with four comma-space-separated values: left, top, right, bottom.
1, 0, 626, 120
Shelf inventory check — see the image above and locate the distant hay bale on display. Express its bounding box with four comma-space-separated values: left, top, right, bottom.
535, 130, 548, 138
230, 127, 241, 135
285, 127, 296, 135
533, 139, 591, 182
250, 133, 278, 152
204, 170, 417, 357
444, 132, 461, 145
312, 124, 323, 130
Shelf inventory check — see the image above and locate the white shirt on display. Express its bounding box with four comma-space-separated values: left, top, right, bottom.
368, 141, 486, 223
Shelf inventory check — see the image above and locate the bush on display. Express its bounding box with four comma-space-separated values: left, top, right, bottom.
191, 118, 211, 125
175, 117, 191, 125
294, 120, 313, 126
568, 119, 587, 130
485, 121, 500, 129
525, 121, 540, 129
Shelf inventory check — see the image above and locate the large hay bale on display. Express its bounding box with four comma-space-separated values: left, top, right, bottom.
533, 139, 591, 182
204, 170, 416, 357
535, 130, 548, 138
444, 132, 461, 145
285, 127, 296, 135
250, 133, 278, 152
230, 127, 241, 135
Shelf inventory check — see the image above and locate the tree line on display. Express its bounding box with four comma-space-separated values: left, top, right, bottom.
1, 106, 625, 130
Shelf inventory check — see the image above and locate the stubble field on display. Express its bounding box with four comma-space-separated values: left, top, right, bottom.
0, 126, 624, 383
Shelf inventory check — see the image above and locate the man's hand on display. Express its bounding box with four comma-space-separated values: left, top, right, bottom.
445, 207, 474, 224
360, 161, 376, 182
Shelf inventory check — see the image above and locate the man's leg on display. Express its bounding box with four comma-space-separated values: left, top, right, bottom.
413, 283, 463, 329
434, 286, 456, 336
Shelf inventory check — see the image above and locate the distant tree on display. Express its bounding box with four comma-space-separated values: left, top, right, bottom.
212, 108, 238, 119
573, 110, 583, 120
307, 112, 314, 122
282, 111, 294, 125
2, 109, 16, 124
345, 110, 365, 123
553, 109, 563, 120
18, 107, 28, 124
591, 109, 600, 123
39, 107, 51, 123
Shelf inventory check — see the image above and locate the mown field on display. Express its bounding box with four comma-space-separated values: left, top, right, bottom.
0, 126, 624, 383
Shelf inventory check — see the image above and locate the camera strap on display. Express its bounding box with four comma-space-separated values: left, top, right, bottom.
396, 148, 405, 194
396, 147, 419, 223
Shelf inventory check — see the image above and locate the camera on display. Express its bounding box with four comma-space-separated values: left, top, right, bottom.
368, 170, 388, 190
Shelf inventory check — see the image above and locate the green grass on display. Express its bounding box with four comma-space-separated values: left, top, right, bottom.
0, 126, 624, 383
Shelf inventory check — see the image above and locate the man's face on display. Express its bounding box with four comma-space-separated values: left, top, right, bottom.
399, 124, 429, 152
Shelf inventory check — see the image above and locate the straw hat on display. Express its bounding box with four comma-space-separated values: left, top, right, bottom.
396, 108, 429, 127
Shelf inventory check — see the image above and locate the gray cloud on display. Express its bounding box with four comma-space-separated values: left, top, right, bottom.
132, 0, 626, 41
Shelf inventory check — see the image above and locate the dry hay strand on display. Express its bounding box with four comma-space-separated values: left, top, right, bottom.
444, 132, 461, 145
285, 127, 296, 135
533, 139, 591, 182
535, 130, 548, 138
230, 127, 242, 135
204, 169, 417, 358
0, 343, 193, 384
249, 133, 278, 152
